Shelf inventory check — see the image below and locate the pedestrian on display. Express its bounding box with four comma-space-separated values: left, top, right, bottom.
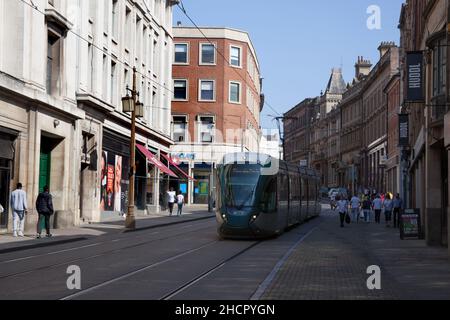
393, 193, 404, 228
350, 194, 361, 223
10, 183, 28, 237
372, 195, 383, 224
35, 186, 54, 238
176, 191, 185, 217
336, 195, 349, 228
383, 193, 394, 228
362, 195, 372, 223
167, 187, 176, 216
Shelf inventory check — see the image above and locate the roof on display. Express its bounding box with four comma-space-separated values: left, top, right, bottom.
325, 68, 347, 95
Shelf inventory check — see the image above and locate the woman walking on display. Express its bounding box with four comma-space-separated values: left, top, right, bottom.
176, 191, 185, 217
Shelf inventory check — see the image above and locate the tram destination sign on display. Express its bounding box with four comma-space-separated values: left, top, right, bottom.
400, 209, 422, 240
406, 52, 424, 102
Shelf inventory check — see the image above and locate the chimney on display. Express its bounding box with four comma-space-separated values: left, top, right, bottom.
354, 56, 372, 79
378, 41, 396, 58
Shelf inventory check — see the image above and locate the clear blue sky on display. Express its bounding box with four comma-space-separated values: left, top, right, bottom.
174, 0, 405, 129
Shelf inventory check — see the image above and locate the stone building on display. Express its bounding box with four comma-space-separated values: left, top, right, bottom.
310, 68, 346, 187
399, 0, 449, 250
284, 97, 319, 167
338, 57, 371, 194
171, 27, 263, 205
0, 0, 177, 234
360, 42, 399, 194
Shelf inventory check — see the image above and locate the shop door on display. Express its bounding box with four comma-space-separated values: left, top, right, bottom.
39, 151, 51, 193
0, 159, 11, 228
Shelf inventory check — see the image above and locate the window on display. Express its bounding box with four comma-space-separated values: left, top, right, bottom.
433, 38, 446, 97
200, 43, 215, 65
173, 80, 188, 101
110, 61, 116, 105
174, 43, 188, 64
112, 0, 118, 39
199, 80, 215, 101
47, 32, 61, 95
230, 46, 241, 67
173, 116, 188, 142
198, 116, 215, 143
229, 82, 241, 104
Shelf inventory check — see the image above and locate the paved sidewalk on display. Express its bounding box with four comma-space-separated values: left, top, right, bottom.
262, 208, 450, 300
0, 207, 214, 252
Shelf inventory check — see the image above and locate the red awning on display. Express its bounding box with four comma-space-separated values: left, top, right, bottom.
161, 153, 196, 181
136, 145, 178, 178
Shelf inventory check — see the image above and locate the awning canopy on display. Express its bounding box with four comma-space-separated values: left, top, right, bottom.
136, 145, 178, 178
161, 153, 196, 181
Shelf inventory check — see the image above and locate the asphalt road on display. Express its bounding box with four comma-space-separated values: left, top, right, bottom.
0, 214, 322, 300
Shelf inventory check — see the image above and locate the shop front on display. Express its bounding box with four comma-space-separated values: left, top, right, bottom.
0, 128, 17, 230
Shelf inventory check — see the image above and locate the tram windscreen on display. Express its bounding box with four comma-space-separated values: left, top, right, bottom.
224, 164, 261, 208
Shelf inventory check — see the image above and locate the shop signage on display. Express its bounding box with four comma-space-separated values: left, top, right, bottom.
398, 114, 409, 147
406, 52, 424, 102
172, 153, 196, 161
400, 209, 422, 240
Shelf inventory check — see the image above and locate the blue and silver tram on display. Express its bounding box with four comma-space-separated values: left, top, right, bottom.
216, 153, 321, 239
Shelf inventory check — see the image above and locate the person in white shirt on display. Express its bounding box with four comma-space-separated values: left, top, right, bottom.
372, 195, 383, 224
10, 183, 28, 237
350, 195, 361, 223
167, 187, 176, 216
176, 191, 185, 217
336, 195, 349, 228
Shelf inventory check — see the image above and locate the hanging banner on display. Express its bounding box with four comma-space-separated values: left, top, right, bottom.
406, 52, 424, 102
398, 114, 409, 147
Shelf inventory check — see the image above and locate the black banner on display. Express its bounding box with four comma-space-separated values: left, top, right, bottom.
406, 52, 424, 102
398, 114, 409, 147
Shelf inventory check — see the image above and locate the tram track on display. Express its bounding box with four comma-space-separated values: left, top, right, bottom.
0, 222, 215, 280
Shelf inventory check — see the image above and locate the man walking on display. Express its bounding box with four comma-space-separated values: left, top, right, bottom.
36, 186, 54, 238
362, 195, 372, 223
372, 195, 383, 224
10, 183, 28, 237
336, 195, 349, 228
167, 187, 176, 216
393, 193, 403, 228
350, 194, 361, 223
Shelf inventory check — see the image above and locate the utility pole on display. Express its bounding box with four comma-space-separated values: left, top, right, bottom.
273, 116, 298, 161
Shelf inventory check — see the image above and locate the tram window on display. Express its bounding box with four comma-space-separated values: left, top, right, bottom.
301, 178, 307, 202
224, 165, 260, 208
260, 177, 277, 213
280, 174, 289, 202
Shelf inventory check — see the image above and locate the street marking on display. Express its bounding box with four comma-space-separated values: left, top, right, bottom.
60, 241, 218, 300
250, 227, 318, 300
0, 243, 102, 264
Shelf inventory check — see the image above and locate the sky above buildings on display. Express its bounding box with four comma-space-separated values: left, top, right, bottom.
173, 0, 405, 130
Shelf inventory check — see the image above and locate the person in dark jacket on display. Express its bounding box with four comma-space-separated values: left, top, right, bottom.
36, 186, 54, 238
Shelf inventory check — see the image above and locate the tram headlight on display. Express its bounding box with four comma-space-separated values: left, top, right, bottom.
222, 214, 227, 221
251, 215, 258, 221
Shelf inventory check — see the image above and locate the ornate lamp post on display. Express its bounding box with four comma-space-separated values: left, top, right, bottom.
121, 67, 144, 229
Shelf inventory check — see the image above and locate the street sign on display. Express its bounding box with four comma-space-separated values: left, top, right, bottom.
398, 114, 409, 147
400, 209, 422, 240
406, 52, 424, 102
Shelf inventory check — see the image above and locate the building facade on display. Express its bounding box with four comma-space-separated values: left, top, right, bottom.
171, 27, 263, 205
0, 0, 177, 233
360, 42, 399, 194
399, 0, 449, 250
310, 68, 346, 188
284, 98, 319, 167
338, 57, 370, 194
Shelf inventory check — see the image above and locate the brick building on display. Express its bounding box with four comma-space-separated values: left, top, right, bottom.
171, 27, 263, 205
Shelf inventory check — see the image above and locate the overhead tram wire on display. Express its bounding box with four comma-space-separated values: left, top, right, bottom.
176, 0, 282, 117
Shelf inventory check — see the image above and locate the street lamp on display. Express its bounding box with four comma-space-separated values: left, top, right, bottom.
121, 67, 143, 230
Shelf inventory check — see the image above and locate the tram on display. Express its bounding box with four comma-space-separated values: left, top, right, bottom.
216, 153, 321, 239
